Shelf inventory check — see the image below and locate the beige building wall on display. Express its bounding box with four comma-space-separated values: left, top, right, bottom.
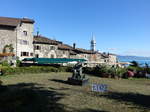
108, 54, 117, 65
16, 23, 34, 60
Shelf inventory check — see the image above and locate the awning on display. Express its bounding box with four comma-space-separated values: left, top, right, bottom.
22, 58, 87, 64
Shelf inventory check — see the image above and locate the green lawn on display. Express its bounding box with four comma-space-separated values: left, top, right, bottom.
0, 72, 150, 112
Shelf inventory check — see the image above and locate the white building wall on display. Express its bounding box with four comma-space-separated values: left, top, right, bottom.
16, 23, 34, 60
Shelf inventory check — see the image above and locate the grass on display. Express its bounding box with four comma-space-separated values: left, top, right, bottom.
0, 72, 150, 112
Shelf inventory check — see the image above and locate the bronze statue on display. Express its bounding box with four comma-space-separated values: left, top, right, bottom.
72, 62, 85, 80
68, 62, 88, 85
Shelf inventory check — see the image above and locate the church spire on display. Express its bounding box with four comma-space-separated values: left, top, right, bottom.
91, 33, 96, 51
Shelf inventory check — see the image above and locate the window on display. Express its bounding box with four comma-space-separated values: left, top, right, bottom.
30, 53, 33, 56
104, 59, 108, 62
23, 31, 27, 36
51, 54, 54, 58
22, 40, 28, 45
35, 54, 39, 58
63, 51, 65, 54
19, 39, 29, 45
21, 52, 29, 56
34, 45, 41, 50
50, 46, 55, 50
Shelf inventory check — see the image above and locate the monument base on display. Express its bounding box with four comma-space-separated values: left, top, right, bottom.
67, 77, 89, 86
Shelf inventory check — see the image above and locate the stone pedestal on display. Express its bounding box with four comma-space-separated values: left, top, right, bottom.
67, 77, 89, 86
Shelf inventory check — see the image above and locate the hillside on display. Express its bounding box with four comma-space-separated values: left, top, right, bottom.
117, 55, 150, 61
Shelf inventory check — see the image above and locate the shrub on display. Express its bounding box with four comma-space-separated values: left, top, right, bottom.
83, 65, 111, 77
130, 61, 140, 67
83, 65, 127, 78
16, 60, 21, 67
145, 68, 150, 74
57, 66, 72, 72
127, 66, 146, 78
0, 66, 72, 75
97, 65, 110, 74
2, 61, 10, 67
83, 67, 94, 74
115, 68, 127, 78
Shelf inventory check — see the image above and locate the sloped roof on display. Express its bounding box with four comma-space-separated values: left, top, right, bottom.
101, 53, 109, 58
0, 17, 34, 27
70, 50, 77, 55
21, 18, 35, 23
74, 48, 96, 54
108, 53, 116, 56
33, 35, 62, 45
58, 44, 73, 50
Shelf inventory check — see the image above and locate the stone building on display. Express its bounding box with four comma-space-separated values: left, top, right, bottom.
107, 53, 117, 65
33, 35, 61, 58
99, 53, 118, 65
32, 35, 117, 66
32, 35, 104, 64
0, 16, 117, 66
33, 36, 77, 59
0, 17, 34, 60
57, 44, 73, 58
73, 48, 110, 66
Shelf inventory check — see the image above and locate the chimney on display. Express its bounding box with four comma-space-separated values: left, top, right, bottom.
37, 31, 39, 37
36, 27, 39, 37
73, 43, 76, 49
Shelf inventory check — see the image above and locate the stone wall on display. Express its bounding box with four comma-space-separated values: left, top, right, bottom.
108, 54, 117, 65
0, 27, 16, 54
56, 50, 70, 58
34, 44, 57, 58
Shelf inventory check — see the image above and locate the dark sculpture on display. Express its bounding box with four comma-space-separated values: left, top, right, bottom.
72, 62, 85, 80
67, 62, 88, 86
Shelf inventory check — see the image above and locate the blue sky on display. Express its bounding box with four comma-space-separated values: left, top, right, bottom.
0, 0, 150, 56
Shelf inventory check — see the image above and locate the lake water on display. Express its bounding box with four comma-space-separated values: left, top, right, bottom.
118, 59, 150, 66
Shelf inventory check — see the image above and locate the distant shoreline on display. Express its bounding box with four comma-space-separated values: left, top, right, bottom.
118, 56, 150, 66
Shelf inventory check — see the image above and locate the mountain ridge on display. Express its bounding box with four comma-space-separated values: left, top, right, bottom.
117, 55, 150, 61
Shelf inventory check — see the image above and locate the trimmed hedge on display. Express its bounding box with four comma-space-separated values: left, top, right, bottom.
83, 66, 127, 78
0, 66, 72, 75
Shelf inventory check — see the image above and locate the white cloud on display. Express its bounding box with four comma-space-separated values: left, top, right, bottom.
108, 48, 118, 51
122, 50, 150, 57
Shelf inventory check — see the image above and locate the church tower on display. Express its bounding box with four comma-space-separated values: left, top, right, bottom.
91, 34, 96, 51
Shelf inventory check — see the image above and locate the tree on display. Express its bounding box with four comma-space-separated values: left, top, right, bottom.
130, 61, 139, 67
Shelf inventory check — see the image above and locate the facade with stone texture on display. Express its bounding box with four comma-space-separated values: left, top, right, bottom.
33, 36, 77, 59
57, 44, 73, 58
107, 53, 118, 65
33, 35, 60, 58
0, 16, 117, 66
0, 17, 34, 60
32, 35, 115, 66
